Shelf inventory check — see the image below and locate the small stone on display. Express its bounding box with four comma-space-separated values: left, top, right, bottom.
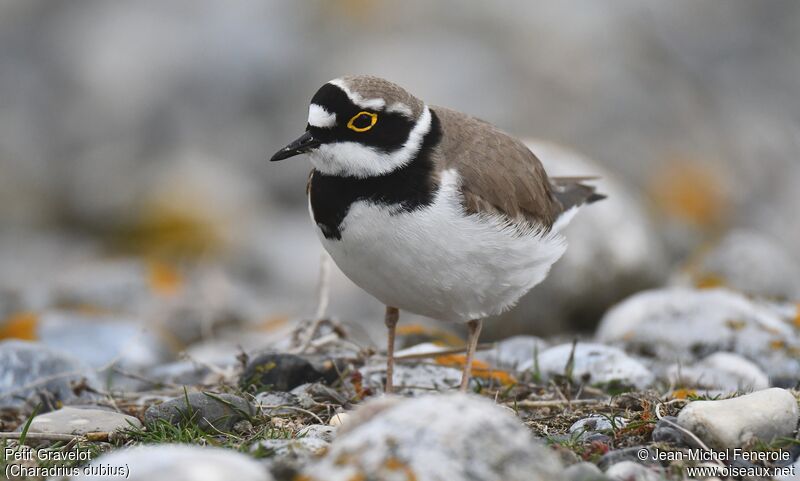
598, 447, 657, 470
564, 462, 612, 481
651, 416, 685, 445
569, 415, 627, 441
144, 392, 254, 433
27, 406, 141, 435
605, 461, 665, 481
301, 393, 565, 481
240, 353, 335, 392
251, 435, 329, 458
328, 412, 350, 427
677, 388, 799, 448
71, 444, 272, 481
477, 335, 550, 371
0, 340, 100, 408
520, 342, 654, 389
233, 420, 253, 434
666, 352, 769, 393
255, 391, 301, 416
298, 424, 337, 443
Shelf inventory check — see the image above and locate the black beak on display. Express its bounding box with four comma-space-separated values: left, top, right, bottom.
270, 131, 321, 161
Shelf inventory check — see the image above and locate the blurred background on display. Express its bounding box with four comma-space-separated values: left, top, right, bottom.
1, 0, 799, 369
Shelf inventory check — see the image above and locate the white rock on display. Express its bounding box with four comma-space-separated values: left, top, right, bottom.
597, 288, 800, 380
0, 340, 100, 408
28, 406, 141, 435
605, 461, 665, 481
297, 424, 337, 443
666, 352, 769, 392
676, 388, 799, 449
520, 342, 654, 389
569, 415, 628, 439
490, 140, 667, 337
301, 393, 565, 481
328, 412, 350, 427
251, 436, 329, 458
476, 335, 549, 371
70, 444, 272, 481
679, 229, 800, 299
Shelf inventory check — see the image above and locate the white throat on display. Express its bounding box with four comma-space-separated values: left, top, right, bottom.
308, 105, 432, 178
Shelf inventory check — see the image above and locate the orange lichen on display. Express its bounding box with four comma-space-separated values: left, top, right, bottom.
384, 457, 417, 481
258, 315, 289, 332
672, 388, 697, 400
0, 312, 38, 340
396, 324, 425, 335
649, 160, 729, 228
793, 304, 800, 329
395, 324, 463, 347
147, 260, 183, 296
113, 201, 225, 259
695, 273, 725, 289
334, 453, 354, 466
769, 340, 786, 350
434, 354, 516, 386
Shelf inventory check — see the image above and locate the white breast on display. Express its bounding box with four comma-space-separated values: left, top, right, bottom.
313, 169, 569, 322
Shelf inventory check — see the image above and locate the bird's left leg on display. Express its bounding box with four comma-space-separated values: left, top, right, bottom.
384, 306, 399, 394
459, 318, 483, 391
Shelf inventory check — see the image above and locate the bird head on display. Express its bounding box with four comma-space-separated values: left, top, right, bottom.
270, 76, 432, 178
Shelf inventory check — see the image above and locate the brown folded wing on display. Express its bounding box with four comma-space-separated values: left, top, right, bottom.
431, 106, 563, 228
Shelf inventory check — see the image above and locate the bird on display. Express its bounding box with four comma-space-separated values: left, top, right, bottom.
271, 75, 604, 393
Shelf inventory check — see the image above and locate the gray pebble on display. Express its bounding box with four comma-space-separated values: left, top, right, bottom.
598, 446, 656, 470
0, 340, 100, 408
564, 462, 612, 481
255, 391, 301, 416
651, 416, 685, 445
144, 392, 253, 433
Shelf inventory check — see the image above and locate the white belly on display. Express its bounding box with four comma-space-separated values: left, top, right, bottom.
314, 169, 569, 322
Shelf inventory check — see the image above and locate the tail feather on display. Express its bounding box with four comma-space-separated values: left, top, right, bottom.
549, 177, 606, 232
550, 177, 606, 211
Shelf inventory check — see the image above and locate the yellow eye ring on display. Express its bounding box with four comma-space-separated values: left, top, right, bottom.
347, 111, 378, 132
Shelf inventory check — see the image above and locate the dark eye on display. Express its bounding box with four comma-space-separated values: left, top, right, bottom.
347, 111, 378, 132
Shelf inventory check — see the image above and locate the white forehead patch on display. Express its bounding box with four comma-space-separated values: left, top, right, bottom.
308, 104, 336, 128
329, 78, 386, 110
386, 102, 414, 118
